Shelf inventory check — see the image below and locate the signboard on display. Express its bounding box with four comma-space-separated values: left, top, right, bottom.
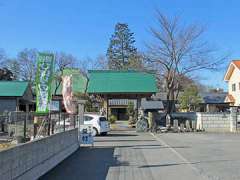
35, 53, 54, 114
80, 124, 94, 146
62, 75, 76, 114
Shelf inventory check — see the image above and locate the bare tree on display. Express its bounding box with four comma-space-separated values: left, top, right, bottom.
77, 57, 94, 77
17, 48, 38, 84
77, 55, 109, 77
53, 52, 77, 95
146, 11, 227, 113
0, 49, 7, 67
94, 55, 109, 70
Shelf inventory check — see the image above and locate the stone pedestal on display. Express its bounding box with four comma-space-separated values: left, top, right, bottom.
136, 109, 148, 132
185, 120, 191, 132
148, 112, 153, 130
173, 119, 179, 132
166, 114, 171, 128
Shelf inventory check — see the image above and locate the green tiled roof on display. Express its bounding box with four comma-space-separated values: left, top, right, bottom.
52, 68, 88, 95
0, 81, 29, 97
87, 70, 157, 93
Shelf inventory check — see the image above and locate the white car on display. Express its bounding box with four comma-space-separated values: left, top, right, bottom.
83, 114, 110, 136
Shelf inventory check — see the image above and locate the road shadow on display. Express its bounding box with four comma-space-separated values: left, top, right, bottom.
95, 144, 162, 148
106, 133, 138, 137
139, 163, 185, 168
95, 139, 155, 142
133, 146, 190, 150
139, 159, 237, 168
39, 147, 128, 180
110, 128, 136, 132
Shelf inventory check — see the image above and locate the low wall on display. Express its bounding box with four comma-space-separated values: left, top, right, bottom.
153, 110, 239, 132
196, 113, 231, 132
0, 128, 79, 180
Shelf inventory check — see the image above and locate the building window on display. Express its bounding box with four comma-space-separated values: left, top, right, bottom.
232, 83, 236, 91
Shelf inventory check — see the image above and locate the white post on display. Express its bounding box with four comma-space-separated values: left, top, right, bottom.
77, 100, 86, 144
196, 112, 203, 130
230, 107, 237, 132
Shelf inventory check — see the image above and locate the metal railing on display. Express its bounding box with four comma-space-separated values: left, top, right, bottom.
0, 112, 78, 143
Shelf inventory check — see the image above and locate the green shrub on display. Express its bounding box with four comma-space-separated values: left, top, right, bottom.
109, 115, 117, 124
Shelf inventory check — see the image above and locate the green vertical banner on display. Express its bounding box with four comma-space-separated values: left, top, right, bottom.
35, 53, 54, 114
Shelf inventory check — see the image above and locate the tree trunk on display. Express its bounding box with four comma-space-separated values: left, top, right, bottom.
166, 88, 175, 114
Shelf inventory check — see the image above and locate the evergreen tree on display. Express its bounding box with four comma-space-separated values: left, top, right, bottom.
107, 23, 139, 70
0, 68, 14, 80
5, 59, 21, 80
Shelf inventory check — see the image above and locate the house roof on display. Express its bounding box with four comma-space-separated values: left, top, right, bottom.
225, 94, 235, 103
199, 92, 227, 104
233, 60, 240, 69
141, 98, 164, 110
224, 60, 240, 81
0, 81, 29, 97
87, 70, 157, 94
52, 68, 88, 95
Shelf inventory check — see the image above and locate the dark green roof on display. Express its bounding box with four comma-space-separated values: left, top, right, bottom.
52, 68, 88, 95
0, 81, 29, 97
87, 70, 157, 94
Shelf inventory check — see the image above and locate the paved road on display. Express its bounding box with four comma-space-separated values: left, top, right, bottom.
40, 130, 240, 180
155, 133, 240, 180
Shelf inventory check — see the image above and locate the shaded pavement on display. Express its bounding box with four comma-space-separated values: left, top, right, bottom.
39, 124, 208, 180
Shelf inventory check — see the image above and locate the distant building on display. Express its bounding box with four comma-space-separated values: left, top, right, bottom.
224, 60, 240, 106
199, 92, 229, 112
151, 92, 184, 111
0, 81, 33, 113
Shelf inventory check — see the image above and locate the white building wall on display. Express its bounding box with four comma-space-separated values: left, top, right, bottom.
228, 67, 240, 106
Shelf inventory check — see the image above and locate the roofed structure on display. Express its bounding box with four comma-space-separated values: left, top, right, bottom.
87, 70, 157, 94
87, 70, 157, 120
141, 98, 164, 110
0, 81, 33, 112
225, 94, 235, 104
224, 60, 240, 81
200, 92, 228, 104
0, 81, 29, 97
199, 92, 229, 112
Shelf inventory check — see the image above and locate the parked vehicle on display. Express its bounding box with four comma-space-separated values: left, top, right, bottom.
84, 114, 110, 136
56, 118, 71, 126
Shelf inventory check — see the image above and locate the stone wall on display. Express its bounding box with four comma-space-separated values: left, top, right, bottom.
0, 128, 79, 180
196, 113, 231, 132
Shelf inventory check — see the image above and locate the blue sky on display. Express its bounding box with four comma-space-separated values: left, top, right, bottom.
0, 0, 239, 89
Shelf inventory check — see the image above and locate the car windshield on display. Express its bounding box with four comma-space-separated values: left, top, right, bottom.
99, 117, 107, 121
